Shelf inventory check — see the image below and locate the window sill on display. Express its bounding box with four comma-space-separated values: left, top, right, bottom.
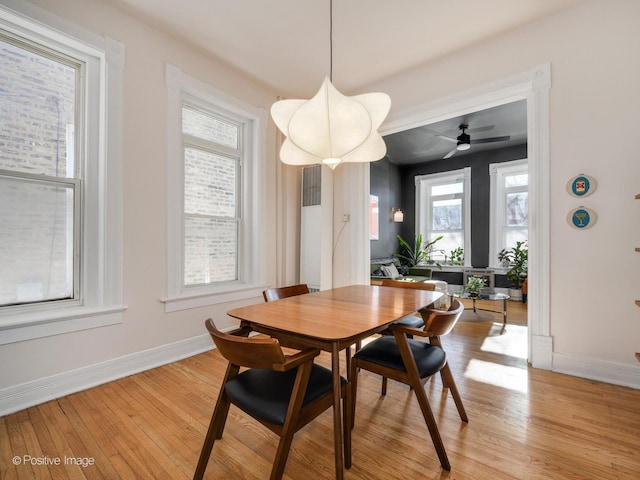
162, 283, 268, 313
0, 304, 127, 345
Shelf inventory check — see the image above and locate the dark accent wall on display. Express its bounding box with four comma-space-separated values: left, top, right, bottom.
370, 158, 403, 259
374, 144, 527, 266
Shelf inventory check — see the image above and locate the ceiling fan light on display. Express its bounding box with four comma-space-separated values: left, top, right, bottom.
457, 142, 471, 151
271, 77, 391, 168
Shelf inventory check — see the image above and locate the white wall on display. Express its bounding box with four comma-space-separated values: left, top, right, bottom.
0, 0, 279, 413
359, 0, 640, 385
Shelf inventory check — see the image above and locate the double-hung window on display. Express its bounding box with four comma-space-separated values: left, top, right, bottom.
489, 159, 528, 267
165, 64, 267, 311
182, 104, 241, 286
415, 168, 471, 265
0, 5, 124, 343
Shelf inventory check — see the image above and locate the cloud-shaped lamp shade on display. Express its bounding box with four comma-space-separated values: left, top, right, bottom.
271, 77, 391, 169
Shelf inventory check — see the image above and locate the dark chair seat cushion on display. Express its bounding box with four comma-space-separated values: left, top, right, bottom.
225, 364, 345, 426
393, 313, 424, 329
354, 336, 446, 378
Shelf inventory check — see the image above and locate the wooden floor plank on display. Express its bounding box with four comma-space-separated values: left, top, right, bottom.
2, 300, 640, 479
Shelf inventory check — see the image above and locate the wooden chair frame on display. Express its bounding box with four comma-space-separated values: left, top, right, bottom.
349, 299, 467, 471
194, 319, 351, 480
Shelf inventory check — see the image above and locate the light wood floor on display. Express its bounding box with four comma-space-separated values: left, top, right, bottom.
3, 300, 640, 479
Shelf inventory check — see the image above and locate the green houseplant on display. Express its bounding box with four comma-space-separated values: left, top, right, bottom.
465, 276, 486, 297
498, 241, 528, 300
394, 233, 444, 267
449, 247, 464, 266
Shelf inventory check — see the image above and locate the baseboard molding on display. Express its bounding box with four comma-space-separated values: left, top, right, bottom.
0, 333, 214, 416
553, 352, 640, 389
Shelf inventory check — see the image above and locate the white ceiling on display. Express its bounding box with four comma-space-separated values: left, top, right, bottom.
105, 0, 582, 97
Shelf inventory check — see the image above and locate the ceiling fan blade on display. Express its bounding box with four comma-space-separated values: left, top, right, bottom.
471, 135, 511, 144
436, 134, 457, 144
443, 147, 458, 159
466, 124, 495, 133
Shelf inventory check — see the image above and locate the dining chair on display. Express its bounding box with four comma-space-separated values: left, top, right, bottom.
263, 284, 360, 372
194, 319, 351, 480
349, 298, 466, 471
262, 283, 310, 302
380, 279, 435, 329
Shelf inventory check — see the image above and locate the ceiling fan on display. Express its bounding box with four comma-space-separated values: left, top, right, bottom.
438, 124, 511, 159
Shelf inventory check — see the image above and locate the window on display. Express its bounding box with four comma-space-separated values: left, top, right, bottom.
489, 159, 528, 267
0, 5, 124, 343
0, 31, 81, 308
165, 64, 267, 311
415, 168, 471, 265
182, 105, 241, 286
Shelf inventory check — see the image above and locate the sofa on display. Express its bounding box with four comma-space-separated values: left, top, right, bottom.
370, 258, 432, 283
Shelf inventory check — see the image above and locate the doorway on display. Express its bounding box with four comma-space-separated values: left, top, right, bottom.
378, 65, 552, 369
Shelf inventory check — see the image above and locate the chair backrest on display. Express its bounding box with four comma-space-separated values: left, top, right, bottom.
262, 284, 310, 302
419, 298, 464, 337
380, 278, 436, 291
205, 319, 286, 369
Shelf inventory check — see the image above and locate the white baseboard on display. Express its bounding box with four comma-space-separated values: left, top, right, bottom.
552, 352, 640, 389
0, 333, 214, 416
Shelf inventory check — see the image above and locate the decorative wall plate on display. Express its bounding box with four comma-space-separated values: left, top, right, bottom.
566, 207, 597, 229
566, 174, 597, 197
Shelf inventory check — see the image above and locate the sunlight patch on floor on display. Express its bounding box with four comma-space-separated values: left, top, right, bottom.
464, 358, 528, 393
480, 323, 528, 359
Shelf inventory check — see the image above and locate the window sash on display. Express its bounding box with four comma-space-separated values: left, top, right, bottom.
415, 168, 471, 266
0, 26, 83, 309
0, 170, 81, 307
489, 160, 528, 267
181, 103, 243, 290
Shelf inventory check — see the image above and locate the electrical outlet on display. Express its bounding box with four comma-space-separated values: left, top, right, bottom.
343, 214, 350, 223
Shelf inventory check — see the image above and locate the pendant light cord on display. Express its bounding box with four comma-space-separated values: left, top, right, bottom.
329, 0, 333, 82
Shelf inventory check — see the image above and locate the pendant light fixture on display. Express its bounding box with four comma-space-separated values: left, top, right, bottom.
270, 0, 391, 169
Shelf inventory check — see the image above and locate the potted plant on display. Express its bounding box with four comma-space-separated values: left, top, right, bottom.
449, 247, 464, 266
394, 233, 444, 269
498, 241, 528, 301
465, 276, 486, 297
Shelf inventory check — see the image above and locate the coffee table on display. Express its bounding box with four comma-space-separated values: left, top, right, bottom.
450, 289, 510, 334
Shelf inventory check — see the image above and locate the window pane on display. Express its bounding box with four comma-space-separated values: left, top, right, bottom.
506, 192, 528, 226
505, 173, 528, 188
184, 217, 238, 285
182, 106, 238, 149
432, 198, 462, 230
431, 182, 462, 196
0, 176, 74, 306
0, 38, 77, 178
429, 232, 462, 262
505, 229, 528, 251
184, 147, 237, 217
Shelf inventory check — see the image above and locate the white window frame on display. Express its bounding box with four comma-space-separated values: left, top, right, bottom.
0, 3, 125, 344
164, 64, 268, 312
415, 167, 471, 266
489, 159, 528, 268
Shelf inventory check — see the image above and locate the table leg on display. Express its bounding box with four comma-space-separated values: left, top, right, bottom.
500, 298, 508, 335
331, 342, 345, 479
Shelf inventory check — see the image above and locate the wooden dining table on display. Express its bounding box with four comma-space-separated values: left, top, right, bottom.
226, 284, 443, 480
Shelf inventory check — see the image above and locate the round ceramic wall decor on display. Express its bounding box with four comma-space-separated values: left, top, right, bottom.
566, 207, 597, 230
566, 174, 597, 198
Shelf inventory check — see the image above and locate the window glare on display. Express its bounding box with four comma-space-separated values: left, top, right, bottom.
431, 182, 462, 196
505, 173, 528, 187
0, 176, 75, 306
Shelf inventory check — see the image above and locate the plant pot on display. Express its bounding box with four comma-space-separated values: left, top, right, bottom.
509, 288, 522, 301
468, 291, 479, 298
